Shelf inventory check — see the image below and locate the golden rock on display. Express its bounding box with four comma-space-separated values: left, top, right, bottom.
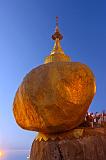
13, 62, 96, 133
13, 17, 96, 134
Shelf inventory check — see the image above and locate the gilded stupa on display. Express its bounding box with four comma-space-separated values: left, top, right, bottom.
13, 17, 96, 135
44, 17, 70, 63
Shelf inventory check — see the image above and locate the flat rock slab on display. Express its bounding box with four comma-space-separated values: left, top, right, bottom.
30, 128, 106, 160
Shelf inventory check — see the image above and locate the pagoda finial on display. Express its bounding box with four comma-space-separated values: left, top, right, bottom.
52, 16, 63, 40
56, 16, 58, 24
56, 16, 58, 27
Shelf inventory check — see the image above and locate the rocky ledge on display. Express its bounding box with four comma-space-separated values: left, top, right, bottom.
30, 127, 106, 160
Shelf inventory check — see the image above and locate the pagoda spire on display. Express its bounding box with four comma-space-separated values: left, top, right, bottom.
50, 16, 64, 55
52, 16, 63, 40
44, 17, 70, 63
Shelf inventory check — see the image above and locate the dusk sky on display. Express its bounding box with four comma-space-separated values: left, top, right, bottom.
0, 0, 106, 153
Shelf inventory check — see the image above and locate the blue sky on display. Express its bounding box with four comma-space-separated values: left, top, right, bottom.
0, 0, 106, 150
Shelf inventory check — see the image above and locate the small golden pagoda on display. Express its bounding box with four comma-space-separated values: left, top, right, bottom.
44, 17, 70, 63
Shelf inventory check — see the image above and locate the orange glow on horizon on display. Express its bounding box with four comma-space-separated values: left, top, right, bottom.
0, 150, 4, 157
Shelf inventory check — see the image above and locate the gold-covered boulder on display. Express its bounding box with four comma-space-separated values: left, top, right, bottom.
13, 17, 96, 134
13, 61, 96, 133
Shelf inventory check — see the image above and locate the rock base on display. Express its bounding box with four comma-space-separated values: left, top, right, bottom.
30, 128, 106, 160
